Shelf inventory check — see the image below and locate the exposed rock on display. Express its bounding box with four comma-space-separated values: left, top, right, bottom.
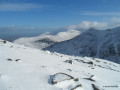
7, 58, 12, 61
15, 59, 21, 62
3, 40, 6, 44
84, 75, 95, 82
0, 40, 6, 44
64, 60, 72, 64
92, 84, 101, 90
51, 72, 74, 85
35, 38, 57, 44
74, 59, 93, 65
71, 84, 82, 90
67, 69, 72, 72
74, 78, 79, 82
86, 61, 93, 65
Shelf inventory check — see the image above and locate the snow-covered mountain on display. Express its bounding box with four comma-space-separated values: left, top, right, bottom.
44, 27, 120, 64
1, 39, 120, 90
13, 30, 81, 49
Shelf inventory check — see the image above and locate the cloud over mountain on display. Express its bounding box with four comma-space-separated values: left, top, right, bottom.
68, 21, 108, 30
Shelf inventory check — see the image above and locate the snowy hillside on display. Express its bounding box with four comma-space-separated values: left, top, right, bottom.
0, 39, 120, 90
13, 30, 81, 49
45, 27, 120, 64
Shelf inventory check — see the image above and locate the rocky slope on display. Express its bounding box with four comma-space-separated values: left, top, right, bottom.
44, 27, 120, 64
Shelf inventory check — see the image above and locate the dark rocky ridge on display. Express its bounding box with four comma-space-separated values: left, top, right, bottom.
44, 27, 120, 64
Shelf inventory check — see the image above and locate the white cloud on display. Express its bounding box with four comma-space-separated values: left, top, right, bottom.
67, 17, 120, 30
68, 21, 108, 30
110, 17, 120, 28
103, 17, 120, 28
0, 3, 44, 11
79, 11, 120, 16
111, 17, 120, 23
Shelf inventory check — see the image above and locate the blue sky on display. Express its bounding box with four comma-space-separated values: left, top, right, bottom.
0, 0, 120, 29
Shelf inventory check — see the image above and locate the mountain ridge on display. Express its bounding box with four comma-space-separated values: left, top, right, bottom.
44, 27, 120, 64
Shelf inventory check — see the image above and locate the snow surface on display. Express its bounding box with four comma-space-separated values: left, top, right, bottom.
0, 39, 120, 90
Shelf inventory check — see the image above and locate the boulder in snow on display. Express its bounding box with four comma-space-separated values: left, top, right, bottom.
51, 72, 74, 85
92, 84, 103, 90
64, 60, 72, 64
7, 58, 13, 61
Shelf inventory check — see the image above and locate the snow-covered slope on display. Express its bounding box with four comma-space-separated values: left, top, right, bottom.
13, 30, 81, 49
45, 27, 120, 64
0, 39, 120, 90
